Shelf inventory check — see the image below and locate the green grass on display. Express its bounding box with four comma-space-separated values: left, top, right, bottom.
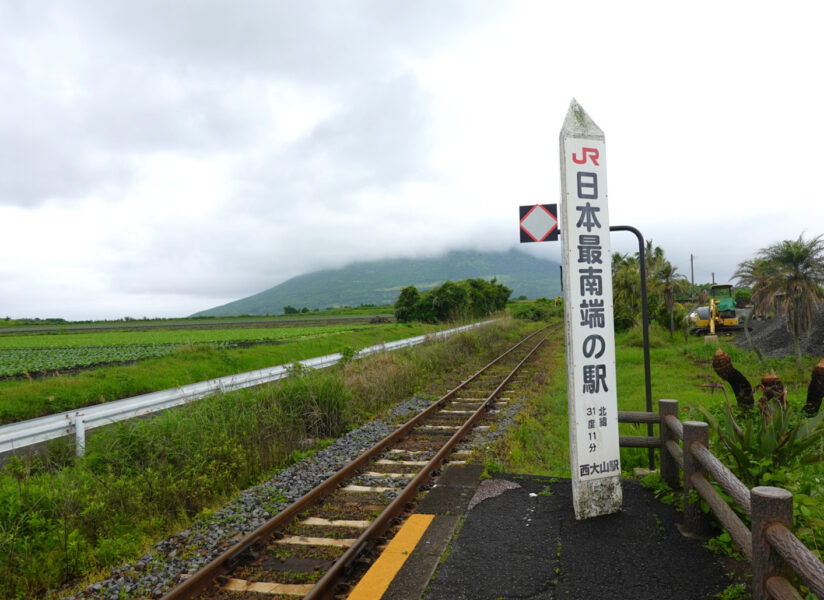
0, 318, 538, 599
502, 320, 824, 576
0, 322, 439, 424
505, 329, 570, 476
507, 322, 824, 476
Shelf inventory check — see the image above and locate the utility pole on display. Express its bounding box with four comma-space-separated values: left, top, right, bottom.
690, 254, 695, 301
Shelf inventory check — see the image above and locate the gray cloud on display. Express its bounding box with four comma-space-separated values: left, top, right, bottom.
25, 1, 502, 310
7, 1, 820, 321
79, 0, 493, 83
1, 1, 499, 209
233, 71, 435, 220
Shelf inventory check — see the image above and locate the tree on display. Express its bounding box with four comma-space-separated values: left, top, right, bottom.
612, 244, 690, 334
734, 288, 752, 306
429, 281, 468, 321
611, 253, 641, 331
283, 305, 298, 314
394, 286, 420, 322
393, 278, 510, 324
652, 261, 689, 337
638, 240, 666, 324
733, 234, 824, 370
639, 239, 664, 274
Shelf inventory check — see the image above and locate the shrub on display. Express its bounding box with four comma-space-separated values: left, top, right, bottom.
619, 323, 668, 349
734, 288, 752, 307
700, 398, 824, 486
394, 278, 511, 323
394, 286, 420, 323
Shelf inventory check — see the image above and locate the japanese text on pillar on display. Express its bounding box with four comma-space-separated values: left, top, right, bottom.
571, 145, 619, 479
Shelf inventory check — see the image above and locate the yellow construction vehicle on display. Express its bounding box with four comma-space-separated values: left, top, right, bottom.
688, 284, 742, 335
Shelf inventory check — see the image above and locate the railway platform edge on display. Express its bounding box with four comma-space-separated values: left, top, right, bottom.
362, 465, 739, 600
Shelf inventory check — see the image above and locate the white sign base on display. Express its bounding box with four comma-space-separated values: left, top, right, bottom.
570, 468, 622, 520
559, 99, 622, 519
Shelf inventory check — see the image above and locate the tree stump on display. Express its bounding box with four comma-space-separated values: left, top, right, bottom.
760, 371, 786, 408
804, 358, 824, 416
712, 348, 754, 409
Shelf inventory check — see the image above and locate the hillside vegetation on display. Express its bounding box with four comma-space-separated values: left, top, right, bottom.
192, 249, 561, 317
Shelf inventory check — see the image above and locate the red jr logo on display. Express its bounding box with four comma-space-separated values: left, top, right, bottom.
572, 147, 599, 166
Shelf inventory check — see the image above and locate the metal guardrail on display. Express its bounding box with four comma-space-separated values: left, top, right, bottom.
0, 321, 492, 458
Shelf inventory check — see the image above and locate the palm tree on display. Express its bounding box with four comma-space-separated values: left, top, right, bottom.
636, 240, 665, 327
652, 261, 689, 337
733, 234, 824, 370
612, 253, 641, 330
639, 239, 664, 274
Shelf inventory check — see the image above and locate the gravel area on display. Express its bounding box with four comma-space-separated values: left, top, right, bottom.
64, 392, 527, 599
733, 304, 824, 359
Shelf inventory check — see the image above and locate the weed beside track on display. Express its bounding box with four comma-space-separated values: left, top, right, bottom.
0, 318, 539, 599
158, 326, 549, 600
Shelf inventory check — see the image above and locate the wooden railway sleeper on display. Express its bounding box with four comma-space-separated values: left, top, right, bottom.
161, 327, 551, 600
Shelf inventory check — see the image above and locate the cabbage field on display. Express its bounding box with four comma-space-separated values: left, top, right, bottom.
0, 322, 373, 377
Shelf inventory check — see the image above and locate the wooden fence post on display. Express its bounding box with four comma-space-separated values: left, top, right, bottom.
682, 420, 713, 537
658, 399, 679, 490
751, 486, 793, 600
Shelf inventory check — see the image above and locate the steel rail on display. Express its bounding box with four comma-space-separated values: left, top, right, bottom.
303, 332, 548, 600
161, 326, 548, 600
0, 321, 494, 458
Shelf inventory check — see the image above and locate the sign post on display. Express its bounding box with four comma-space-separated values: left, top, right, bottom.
559, 99, 622, 519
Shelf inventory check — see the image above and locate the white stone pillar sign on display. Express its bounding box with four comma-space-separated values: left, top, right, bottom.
559, 99, 622, 519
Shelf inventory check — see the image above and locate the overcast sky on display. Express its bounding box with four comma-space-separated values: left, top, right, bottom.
2, 1, 822, 320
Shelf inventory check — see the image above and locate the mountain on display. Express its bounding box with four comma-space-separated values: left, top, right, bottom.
191, 249, 562, 317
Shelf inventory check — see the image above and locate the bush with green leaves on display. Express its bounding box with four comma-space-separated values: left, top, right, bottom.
394, 286, 421, 323
700, 398, 824, 486
510, 298, 562, 322
393, 278, 511, 323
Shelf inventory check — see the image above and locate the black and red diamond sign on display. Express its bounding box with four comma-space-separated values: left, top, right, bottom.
519, 204, 559, 242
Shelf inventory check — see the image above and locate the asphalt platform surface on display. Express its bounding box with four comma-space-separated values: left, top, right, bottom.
409, 468, 735, 600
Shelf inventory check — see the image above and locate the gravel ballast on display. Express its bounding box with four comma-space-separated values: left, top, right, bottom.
64, 392, 525, 599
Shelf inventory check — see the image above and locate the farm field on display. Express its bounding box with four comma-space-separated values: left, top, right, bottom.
0, 312, 439, 425
0, 323, 381, 377
0, 306, 392, 333
0, 319, 534, 599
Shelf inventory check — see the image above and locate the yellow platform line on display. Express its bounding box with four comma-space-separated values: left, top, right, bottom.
346, 513, 435, 600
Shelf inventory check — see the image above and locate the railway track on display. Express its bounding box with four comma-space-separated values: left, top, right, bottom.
161, 326, 551, 600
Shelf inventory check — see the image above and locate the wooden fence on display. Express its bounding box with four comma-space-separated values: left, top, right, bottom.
618, 399, 824, 600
